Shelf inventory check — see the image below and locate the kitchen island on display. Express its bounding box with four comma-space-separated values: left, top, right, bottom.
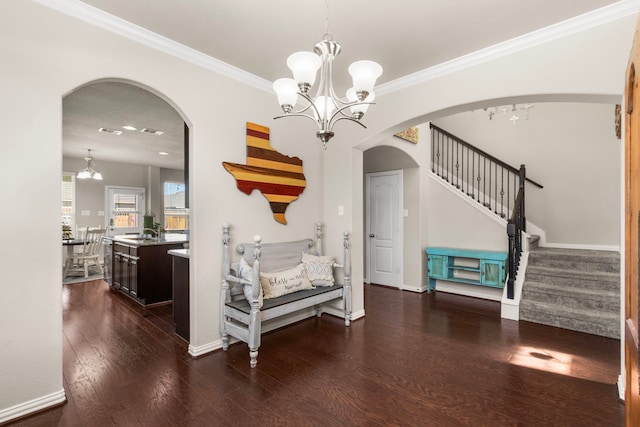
107, 234, 188, 305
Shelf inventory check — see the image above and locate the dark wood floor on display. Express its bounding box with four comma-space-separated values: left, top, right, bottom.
8, 280, 623, 426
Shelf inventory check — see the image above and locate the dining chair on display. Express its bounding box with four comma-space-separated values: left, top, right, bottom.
63, 228, 107, 279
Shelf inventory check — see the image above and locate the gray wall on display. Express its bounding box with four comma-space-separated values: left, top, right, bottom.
62, 156, 184, 234
433, 102, 621, 247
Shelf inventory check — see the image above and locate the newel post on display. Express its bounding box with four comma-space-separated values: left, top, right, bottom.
519, 164, 526, 233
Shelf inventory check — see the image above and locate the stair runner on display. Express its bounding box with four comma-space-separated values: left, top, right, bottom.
519, 247, 620, 339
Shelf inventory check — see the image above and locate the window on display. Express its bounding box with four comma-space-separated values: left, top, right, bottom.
164, 182, 188, 231
106, 186, 145, 235
61, 172, 75, 229
112, 193, 138, 228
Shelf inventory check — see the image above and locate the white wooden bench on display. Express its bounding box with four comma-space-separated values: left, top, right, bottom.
220, 223, 351, 367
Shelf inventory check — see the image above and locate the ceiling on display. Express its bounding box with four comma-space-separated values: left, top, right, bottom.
62, 0, 623, 170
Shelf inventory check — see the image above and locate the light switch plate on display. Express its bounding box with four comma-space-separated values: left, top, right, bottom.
338, 205, 344, 216
81, 210, 91, 216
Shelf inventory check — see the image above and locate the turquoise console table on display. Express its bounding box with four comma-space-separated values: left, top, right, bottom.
425, 247, 507, 293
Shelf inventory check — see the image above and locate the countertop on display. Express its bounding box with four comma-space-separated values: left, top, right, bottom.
111, 233, 188, 247
168, 248, 190, 259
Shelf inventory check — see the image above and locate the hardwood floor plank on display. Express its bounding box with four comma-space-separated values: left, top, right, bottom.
6, 281, 624, 426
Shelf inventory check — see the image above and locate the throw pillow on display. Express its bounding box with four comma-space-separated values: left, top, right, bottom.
260, 263, 314, 299
301, 252, 335, 287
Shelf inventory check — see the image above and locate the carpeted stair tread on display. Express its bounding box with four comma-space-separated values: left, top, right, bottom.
520, 247, 620, 339
522, 281, 619, 312
525, 266, 618, 291
519, 300, 619, 338
523, 280, 618, 298
529, 247, 620, 260
528, 248, 619, 273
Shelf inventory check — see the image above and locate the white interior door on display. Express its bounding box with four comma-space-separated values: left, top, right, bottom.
366, 170, 403, 287
105, 186, 145, 236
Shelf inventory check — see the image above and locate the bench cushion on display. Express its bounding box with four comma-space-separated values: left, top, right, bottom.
226, 284, 344, 315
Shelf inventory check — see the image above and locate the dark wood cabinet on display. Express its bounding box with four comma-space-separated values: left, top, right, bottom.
113, 243, 128, 291
170, 252, 189, 341
111, 241, 183, 305
103, 238, 113, 285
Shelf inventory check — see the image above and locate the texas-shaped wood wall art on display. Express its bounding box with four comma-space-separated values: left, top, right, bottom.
222, 122, 306, 224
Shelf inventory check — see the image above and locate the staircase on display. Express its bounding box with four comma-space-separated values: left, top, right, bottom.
519, 247, 620, 339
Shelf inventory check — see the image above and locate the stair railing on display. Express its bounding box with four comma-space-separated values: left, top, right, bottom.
430, 124, 541, 300
430, 123, 542, 220
506, 167, 526, 300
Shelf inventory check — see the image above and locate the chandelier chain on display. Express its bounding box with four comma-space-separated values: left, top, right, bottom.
324, 0, 330, 36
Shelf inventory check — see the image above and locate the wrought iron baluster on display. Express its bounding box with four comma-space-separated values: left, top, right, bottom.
500, 167, 505, 218
476, 154, 481, 203
455, 139, 460, 189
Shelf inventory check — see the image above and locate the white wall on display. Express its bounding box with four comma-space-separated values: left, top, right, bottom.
433, 102, 621, 248
1, 0, 636, 421
0, 0, 323, 420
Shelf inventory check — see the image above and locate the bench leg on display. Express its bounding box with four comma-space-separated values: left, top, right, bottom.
315, 304, 322, 317
344, 291, 351, 327
248, 307, 261, 367
249, 348, 258, 368
221, 331, 229, 351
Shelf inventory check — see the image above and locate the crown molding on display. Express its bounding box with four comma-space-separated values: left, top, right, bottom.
34, 0, 639, 97
33, 0, 273, 93
376, 0, 640, 96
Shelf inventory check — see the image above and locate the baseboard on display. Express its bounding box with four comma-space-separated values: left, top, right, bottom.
435, 281, 503, 301
402, 285, 426, 293
618, 374, 625, 401
188, 339, 222, 357
350, 308, 365, 321
322, 306, 366, 322
0, 389, 66, 424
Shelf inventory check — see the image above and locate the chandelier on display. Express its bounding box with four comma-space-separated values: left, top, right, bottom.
76, 149, 103, 180
272, 3, 383, 149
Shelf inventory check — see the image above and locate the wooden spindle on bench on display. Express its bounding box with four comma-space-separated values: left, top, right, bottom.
248, 235, 262, 367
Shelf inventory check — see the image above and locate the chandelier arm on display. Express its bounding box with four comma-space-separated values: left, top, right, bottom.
274, 112, 320, 126
298, 92, 323, 119
329, 115, 368, 130
328, 101, 377, 121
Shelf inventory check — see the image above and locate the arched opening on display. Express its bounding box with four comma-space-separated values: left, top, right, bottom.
363, 145, 420, 291
352, 95, 622, 307
61, 78, 192, 331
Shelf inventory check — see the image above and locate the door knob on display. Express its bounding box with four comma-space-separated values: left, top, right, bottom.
369, 233, 375, 238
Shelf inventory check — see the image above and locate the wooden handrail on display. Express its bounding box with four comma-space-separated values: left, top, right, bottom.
430, 123, 543, 189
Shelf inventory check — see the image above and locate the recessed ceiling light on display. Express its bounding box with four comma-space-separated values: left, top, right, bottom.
158, 151, 169, 156
141, 128, 164, 136
122, 125, 137, 131
98, 127, 122, 135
